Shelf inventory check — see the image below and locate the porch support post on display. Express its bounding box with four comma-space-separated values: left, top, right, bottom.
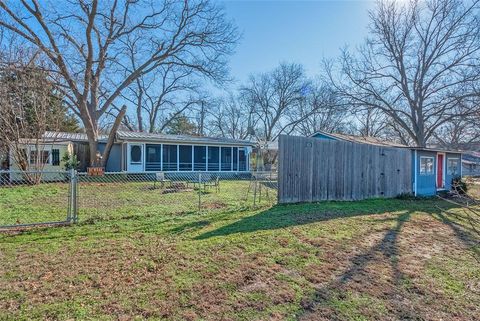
160, 144, 163, 172
206, 146, 209, 172
191, 145, 194, 171
177, 145, 179, 171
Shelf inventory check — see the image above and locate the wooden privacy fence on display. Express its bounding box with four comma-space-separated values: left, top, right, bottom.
278, 135, 412, 203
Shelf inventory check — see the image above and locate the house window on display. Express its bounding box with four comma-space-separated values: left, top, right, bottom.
179, 145, 192, 171
30, 150, 50, 165
194, 146, 206, 171
208, 146, 219, 171
221, 147, 232, 171
420, 156, 434, 175
51, 149, 60, 166
162, 144, 177, 171
130, 145, 142, 164
447, 158, 459, 175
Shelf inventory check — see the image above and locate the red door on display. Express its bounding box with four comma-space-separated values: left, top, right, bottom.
437, 154, 444, 188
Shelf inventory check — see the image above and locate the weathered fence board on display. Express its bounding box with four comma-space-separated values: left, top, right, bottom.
278, 135, 412, 203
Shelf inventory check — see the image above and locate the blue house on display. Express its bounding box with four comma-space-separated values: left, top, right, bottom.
15, 131, 254, 173
311, 131, 462, 197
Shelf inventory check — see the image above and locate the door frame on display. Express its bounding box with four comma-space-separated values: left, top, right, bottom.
436, 152, 446, 189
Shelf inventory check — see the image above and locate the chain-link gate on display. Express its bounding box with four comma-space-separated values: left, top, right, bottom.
0, 170, 77, 229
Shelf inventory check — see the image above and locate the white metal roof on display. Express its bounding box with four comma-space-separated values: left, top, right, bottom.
42, 131, 253, 146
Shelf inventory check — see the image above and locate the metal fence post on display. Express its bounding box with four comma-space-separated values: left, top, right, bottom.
253, 173, 257, 207
67, 170, 72, 222
68, 169, 73, 222
69, 169, 78, 223
198, 173, 202, 212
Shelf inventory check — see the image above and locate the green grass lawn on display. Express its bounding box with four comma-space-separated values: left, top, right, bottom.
0, 179, 275, 226
1, 182, 479, 320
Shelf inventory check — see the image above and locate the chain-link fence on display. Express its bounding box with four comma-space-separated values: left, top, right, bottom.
77, 171, 277, 224
0, 170, 277, 229
0, 170, 76, 229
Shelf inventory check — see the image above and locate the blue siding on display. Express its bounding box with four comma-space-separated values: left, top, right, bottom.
311, 133, 338, 140
413, 151, 462, 196
98, 143, 122, 172
445, 153, 462, 190
415, 150, 437, 196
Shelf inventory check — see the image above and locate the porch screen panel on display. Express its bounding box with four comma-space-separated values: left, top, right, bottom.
208, 146, 220, 171
162, 144, 178, 171
179, 145, 193, 171
221, 147, 232, 171
194, 146, 206, 171
145, 144, 162, 171
239, 148, 247, 171
232, 147, 238, 171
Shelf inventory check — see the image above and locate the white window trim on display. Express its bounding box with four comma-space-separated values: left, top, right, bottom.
419, 156, 434, 176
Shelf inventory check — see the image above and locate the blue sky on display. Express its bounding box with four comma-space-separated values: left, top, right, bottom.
220, 0, 375, 85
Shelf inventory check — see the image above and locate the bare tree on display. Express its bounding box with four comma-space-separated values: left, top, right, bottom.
347, 106, 388, 137
113, 64, 202, 133
0, 49, 67, 183
206, 94, 254, 140
0, 0, 238, 165
240, 63, 312, 142
294, 83, 349, 136
328, 0, 480, 147
432, 117, 480, 149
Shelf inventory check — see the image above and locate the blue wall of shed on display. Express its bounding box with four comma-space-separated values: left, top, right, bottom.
445, 153, 462, 190
98, 143, 122, 172
414, 150, 437, 196
413, 151, 462, 196
311, 133, 337, 140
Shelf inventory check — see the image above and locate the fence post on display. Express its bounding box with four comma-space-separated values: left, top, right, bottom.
67, 170, 72, 222
253, 173, 257, 207
198, 173, 202, 213
69, 169, 78, 223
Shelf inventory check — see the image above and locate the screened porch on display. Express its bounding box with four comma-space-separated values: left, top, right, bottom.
143, 144, 249, 172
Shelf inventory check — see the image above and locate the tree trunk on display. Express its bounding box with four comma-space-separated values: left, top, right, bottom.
136, 87, 143, 132
101, 105, 127, 167
86, 133, 99, 167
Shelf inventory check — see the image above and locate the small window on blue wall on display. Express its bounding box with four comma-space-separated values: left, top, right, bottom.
420, 156, 434, 175
130, 145, 142, 164
447, 158, 459, 175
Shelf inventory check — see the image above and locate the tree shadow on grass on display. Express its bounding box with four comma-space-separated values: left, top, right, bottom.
299, 205, 480, 320
434, 211, 480, 261
298, 211, 416, 320
195, 199, 454, 240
